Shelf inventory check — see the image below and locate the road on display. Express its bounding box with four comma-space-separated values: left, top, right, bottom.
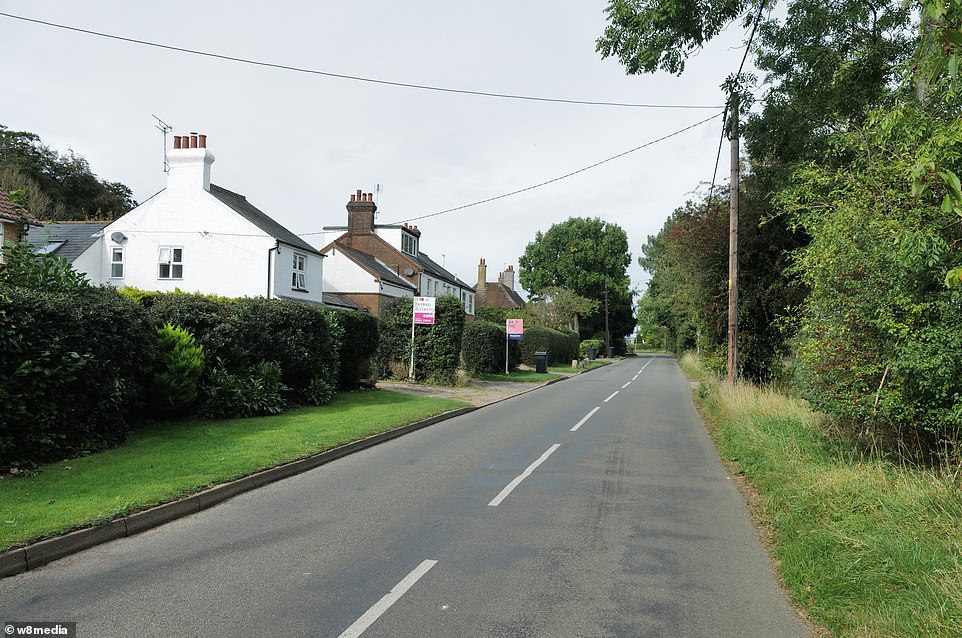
1, 356, 810, 637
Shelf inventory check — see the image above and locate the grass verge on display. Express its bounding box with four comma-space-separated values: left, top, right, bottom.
684, 355, 962, 637
0, 390, 466, 552
473, 370, 562, 382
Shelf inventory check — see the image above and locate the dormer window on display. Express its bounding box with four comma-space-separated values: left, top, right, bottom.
401, 232, 418, 257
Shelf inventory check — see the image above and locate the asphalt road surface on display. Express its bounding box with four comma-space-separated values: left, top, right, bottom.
1, 356, 811, 637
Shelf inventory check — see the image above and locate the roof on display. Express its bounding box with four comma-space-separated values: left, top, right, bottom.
24, 222, 107, 263
417, 250, 474, 291
332, 243, 417, 291
0, 191, 41, 226
478, 281, 526, 309
209, 184, 320, 256
321, 293, 360, 310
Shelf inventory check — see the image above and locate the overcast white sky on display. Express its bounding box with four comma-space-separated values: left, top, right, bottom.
1, 1, 751, 297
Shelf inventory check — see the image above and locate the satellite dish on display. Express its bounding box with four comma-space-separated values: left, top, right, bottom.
110, 232, 127, 243
403, 267, 415, 276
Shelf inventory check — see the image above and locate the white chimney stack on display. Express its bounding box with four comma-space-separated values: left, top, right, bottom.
167, 134, 214, 193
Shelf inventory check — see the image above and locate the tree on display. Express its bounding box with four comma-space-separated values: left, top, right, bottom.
779, 105, 962, 442
0, 125, 136, 220
526, 286, 599, 332
518, 217, 636, 342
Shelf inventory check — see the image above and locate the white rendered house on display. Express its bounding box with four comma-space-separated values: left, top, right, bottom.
91, 134, 326, 303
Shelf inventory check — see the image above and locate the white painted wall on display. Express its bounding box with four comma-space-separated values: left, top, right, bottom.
87, 143, 322, 303
322, 246, 379, 293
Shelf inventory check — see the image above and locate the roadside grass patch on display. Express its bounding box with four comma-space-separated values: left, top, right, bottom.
548, 360, 610, 374
0, 390, 466, 552
696, 378, 962, 637
473, 370, 562, 382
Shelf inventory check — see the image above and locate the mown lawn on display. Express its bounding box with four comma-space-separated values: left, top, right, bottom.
681, 354, 962, 637
473, 369, 562, 382
0, 390, 466, 552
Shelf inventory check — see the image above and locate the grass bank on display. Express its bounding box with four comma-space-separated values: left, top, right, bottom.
474, 370, 562, 382
0, 390, 466, 552
680, 354, 962, 637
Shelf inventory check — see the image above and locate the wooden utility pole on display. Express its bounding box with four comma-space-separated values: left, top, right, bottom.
727, 92, 740, 385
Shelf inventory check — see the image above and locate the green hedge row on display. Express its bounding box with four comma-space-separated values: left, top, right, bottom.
1, 285, 157, 470
461, 320, 522, 374
374, 296, 465, 384
518, 326, 580, 366
1, 285, 379, 471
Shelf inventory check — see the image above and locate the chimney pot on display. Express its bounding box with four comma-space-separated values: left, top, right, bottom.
199, 134, 207, 148
350, 194, 356, 202
173, 136, 182, 149
189, 135, 198, 148
356, 189, 363, 200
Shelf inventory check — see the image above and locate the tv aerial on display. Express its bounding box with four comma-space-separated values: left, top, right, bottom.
152, 115, 174, 173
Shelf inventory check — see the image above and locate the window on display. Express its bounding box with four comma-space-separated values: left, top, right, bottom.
158, 246, 183, 279
291, 252, 307, 290
401, 232, 418, 256
110, 246, 124, 278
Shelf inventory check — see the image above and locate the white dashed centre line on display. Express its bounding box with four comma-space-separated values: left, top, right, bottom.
338, 559, 438, 638
604, 391, 619, 403
622, 382, 631, 389
571, 407, 600, 432
488, 444, 561, 507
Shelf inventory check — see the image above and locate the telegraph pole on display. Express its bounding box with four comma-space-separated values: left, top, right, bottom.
727, 91, 740, 385
604, 283, 611, 358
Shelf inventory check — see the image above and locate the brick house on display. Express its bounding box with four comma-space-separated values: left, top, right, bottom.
320, 190, 475, 315
475, 258, 525, 310
0, 190, 41, 263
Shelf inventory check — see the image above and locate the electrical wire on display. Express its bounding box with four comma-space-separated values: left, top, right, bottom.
387, 111, 724, 225
0, 11, 723, 110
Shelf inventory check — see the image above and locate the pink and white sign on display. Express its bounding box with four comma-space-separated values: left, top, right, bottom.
506, 318, 524, 340
413, 296, 436, 325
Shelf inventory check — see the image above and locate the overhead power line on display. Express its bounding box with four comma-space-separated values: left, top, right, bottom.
0, 11, 723, 110
388, 111, 724, 225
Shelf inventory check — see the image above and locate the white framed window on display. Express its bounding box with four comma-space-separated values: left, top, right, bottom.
158, 246, 183, 279
401, 232, 418, 256
291, 252, 307, 290
110, 246, 124, 278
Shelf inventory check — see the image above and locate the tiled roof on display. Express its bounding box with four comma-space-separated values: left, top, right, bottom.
209, 184, 320, 256
478, 281, 526, 309
418, 250, 474, 291
0, 191, 41, 226
333, 243, 417, 291
321, 293, 360, 310
24, 222, 107, 263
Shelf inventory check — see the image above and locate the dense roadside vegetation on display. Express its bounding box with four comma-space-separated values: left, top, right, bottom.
0, 391, 465, 552
680, 354, 962, 637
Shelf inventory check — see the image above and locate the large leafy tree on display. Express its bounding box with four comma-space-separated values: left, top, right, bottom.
518, 217, 636, 343
0, 125, 136, 221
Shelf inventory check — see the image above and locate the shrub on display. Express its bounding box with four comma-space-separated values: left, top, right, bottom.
151, 323, 205, 415
377, 296, 465, 383
201, 360, 287, 419
580, 338, 604, 358
0, 284, 156, 470
519, 326, 579, 366
306, 376, 336, 406
321, 308, 379, 389
462, 320, 521, 374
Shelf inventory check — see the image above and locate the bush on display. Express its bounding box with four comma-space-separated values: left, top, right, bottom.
462, 320, 521, 374
580, 338, 604, 357
519, 326, 579, 366
151, 323, 205, 415
321, 308, 379, 389
201, 360, 287, 419
376, 296, 465, 383
0, 284, 157, 470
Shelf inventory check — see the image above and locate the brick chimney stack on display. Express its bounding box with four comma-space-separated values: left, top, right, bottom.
499, 264, 516, 291
346, 189, 377, 235
477, 258, 488, 291
167, 133, 214, 192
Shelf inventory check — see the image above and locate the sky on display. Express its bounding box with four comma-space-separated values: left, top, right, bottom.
1, 1, 752, 299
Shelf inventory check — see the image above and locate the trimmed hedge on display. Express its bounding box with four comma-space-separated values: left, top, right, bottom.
462, 320, 521, 374
321, 308, 379, 390
376, 296, 465, 384
0, 284, 157, 470
519, 326, 579, 366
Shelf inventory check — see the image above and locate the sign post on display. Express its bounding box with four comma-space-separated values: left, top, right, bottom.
410, 297, 436, 380
505, 318, 524, 374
